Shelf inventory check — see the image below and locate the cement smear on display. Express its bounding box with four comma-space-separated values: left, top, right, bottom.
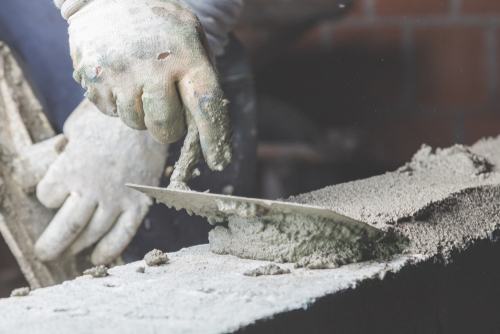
243, 264, 290, 277
210, 212, 406, 269
210, 138, 500, 265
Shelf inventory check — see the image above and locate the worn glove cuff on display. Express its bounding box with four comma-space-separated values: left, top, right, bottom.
54, 0, 66, 8
59, 0, 94, 20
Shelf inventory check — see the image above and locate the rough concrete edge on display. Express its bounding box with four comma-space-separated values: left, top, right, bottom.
0, 40, 91, 289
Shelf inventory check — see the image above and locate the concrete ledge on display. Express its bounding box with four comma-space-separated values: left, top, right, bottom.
2, 240, 500, 333
237, 234, 500, 333
2, 138, 500, 333
0, 245, 416, 334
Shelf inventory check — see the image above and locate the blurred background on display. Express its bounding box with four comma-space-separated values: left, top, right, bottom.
237, 0, 500, 200
2, 0, 500, 296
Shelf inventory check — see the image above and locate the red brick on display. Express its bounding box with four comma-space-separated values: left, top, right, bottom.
496, 28, 500, 102
331, 26, 405, 106
378, 113, 455, 167
333, 26, 402, 52
415, 27, 489, 107
244, 0, 283, 2
233, 24, 274, 53
464, 113, 500, 145
295, 26, 322, 52
255, 26, 405, 134
376, 0, 448, 16
344, 0, 364, 18
462, 0, 500, 14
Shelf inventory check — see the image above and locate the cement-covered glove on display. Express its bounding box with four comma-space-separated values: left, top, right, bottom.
60, 0, 233, 177
34, 99, 168, 265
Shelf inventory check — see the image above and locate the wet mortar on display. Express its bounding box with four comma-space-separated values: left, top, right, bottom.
285, 139, 500, 257
210, 138, 500, 265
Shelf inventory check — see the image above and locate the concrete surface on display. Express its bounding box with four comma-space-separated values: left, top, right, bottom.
2, 138, 500, 333
0, 245, 416, 334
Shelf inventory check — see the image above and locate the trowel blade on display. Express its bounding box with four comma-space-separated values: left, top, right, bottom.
126, 184, 384, 236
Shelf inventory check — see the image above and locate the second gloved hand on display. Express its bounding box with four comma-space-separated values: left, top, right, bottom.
34, 99, 168, 265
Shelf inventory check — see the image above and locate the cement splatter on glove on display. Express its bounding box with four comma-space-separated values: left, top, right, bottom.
59, 0, 233, 181
34, 99, 168, 265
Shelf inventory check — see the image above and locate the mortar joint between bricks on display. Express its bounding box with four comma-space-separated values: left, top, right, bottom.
363, 0, 376, 20
485, 27, 499, 111
450, 0, 462, 17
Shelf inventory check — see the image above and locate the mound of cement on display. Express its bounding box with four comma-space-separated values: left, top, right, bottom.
288, 139, 500, 256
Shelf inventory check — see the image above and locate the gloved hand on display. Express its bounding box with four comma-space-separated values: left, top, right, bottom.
64, 0, 233, 174
34, 99, 168, 265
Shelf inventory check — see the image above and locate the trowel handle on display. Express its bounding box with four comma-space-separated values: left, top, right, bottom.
11, 134, 68, 193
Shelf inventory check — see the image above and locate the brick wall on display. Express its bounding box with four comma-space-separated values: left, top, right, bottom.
237, 0, 500, 168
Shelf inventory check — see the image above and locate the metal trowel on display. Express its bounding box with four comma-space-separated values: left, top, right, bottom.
126, 184, 385, 238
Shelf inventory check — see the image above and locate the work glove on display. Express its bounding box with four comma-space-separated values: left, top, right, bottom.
34, 99, 168, 265
63, 0, 233, 174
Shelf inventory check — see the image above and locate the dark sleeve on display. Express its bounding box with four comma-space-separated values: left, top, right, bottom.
0, 0, 85, 132
180, 0, 244, 57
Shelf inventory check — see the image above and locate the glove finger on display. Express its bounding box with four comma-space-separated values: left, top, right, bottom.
116, 89, 147, 130
90, 209, 145, 265
142, 83, 186, 144
178, 62, 232, 171
34, 192, 97, 261
73, 63, 117, 117
68, 204, 121, 256
36, 171, 70, 209
85, 86, 118, 117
